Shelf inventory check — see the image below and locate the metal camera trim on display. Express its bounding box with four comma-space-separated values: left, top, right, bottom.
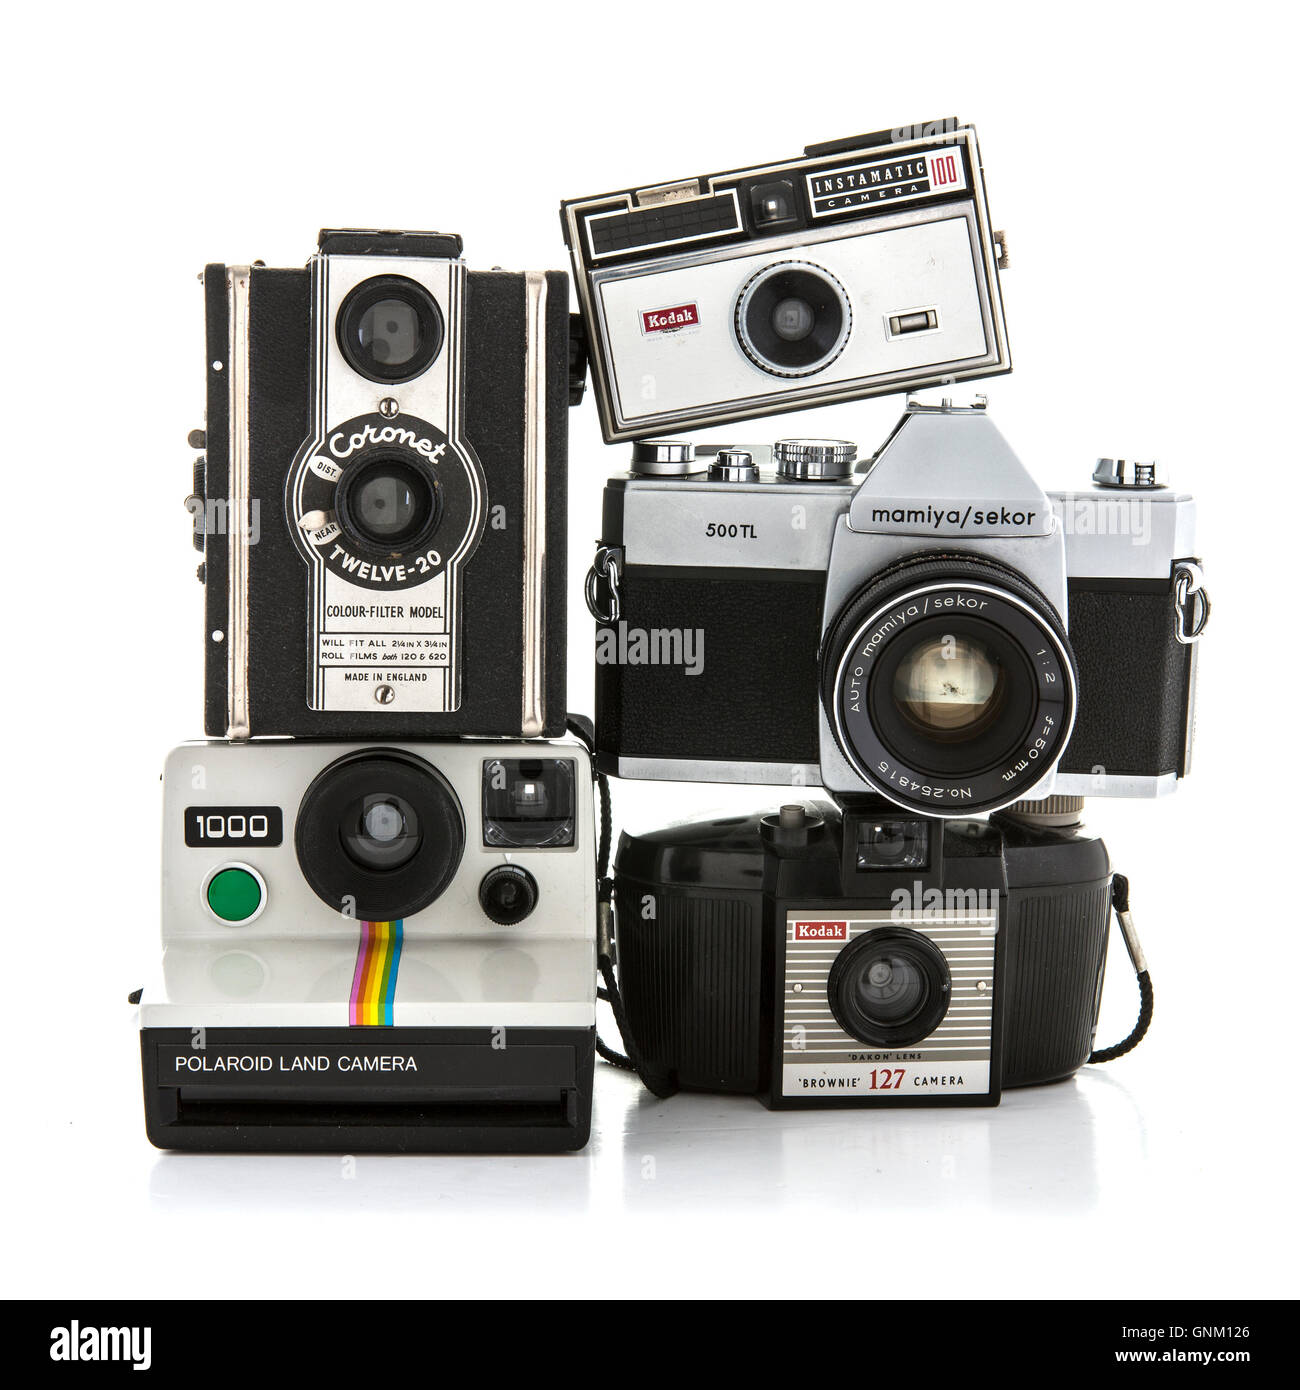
829, 579, 1078, 817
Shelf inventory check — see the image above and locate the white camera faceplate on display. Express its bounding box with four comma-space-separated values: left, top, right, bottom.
143, 740, 595, 1029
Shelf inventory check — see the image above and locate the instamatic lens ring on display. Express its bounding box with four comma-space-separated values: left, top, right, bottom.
295, 749, 464, 920
820, 554, 1077, 816
336, 275, 444, 383
734, 261, 852, 377
828, 928, 951, 1048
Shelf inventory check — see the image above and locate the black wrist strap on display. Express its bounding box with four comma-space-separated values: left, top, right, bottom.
1088, 872, 1154, 1065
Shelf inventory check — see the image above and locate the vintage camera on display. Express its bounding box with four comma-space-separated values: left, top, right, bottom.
589, 399, 1208, 813
192, 229, 579, 740
139, 739, 596, 1152
560, 119, 1009, 442
612, 797, 1114, 1107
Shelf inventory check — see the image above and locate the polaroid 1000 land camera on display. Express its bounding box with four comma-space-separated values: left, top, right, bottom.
190, 229, 580, 742
139, 739, 597, 1152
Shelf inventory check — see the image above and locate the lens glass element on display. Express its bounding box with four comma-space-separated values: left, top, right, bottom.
891, 634, 1009, 742
336, 276, 444, 383
356, 298, 421, 368
335, 455, 439, 554
735, 261, 851, 376
828, 928, 951, 1048
341, 793, 421, 871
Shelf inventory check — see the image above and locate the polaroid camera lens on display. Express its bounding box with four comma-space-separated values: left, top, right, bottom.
828, 928, 951, 1048
337, 275, 444, 383
296, 750, 465, 920
342, 793, 421, 871
335, 454, 440, 554
735, 261, 852, 377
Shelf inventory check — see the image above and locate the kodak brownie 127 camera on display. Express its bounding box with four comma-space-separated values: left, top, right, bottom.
192, 229, 577, 741
613, 797, 1117, 1107
138, 739, 596, 1152
590, 399, 1208, 813
561, 120, 1009, 442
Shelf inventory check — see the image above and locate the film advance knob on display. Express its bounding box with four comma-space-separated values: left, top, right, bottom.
708, 448, 759, 482
629, 439, 698, 476
773, 438, 858, 480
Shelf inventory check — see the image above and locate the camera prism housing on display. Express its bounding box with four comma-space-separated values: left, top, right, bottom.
589, 401, 1206, 814
195, 229, 574, 740
560, 119, 1009, 442
139, 739, 596, 1152
612, 799, 1113, 1107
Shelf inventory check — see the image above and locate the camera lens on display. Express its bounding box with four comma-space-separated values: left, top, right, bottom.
336, 275, 444, 383
296, 750, 464, 920
771, 296, 816, 342
828, 928, 950, 1048
821, 554, 1077, 816
334, 454, 440, 555
735, 261, 852, 377
891, 634, 1009, 742
341, 793, 420, 871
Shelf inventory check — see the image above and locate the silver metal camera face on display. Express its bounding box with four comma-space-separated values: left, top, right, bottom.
284, 253, 487, 716
781, 908, 997, 1100
143, 740, 596, 1031
562, 126, 1010, 442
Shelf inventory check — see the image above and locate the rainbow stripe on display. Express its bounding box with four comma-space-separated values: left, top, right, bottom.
349, 920, 403, 1027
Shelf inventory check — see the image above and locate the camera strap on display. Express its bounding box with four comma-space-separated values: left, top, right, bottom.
566, 715, 679, 1098
1088, 872, 1154, 1065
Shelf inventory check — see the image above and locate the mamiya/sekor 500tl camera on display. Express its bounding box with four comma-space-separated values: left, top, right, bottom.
561, 120, 1009, 442
613, 797, 1116, 1107
590, 399, 1208, 813
140, 739, 596, 1152
192, 229, 578, 741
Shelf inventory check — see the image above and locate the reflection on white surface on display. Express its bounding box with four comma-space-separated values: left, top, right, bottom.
147, 1063, 1146, 1217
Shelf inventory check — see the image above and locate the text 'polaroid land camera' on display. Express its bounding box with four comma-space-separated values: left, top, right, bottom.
561, 120, 1009, 442
139, 740, 596, 1152
589, 400, 1208, 815
614, 798, 1119, 1107
191, 229, 579, 741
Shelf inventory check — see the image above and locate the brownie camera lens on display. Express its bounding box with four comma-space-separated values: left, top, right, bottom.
828, 929, 951, 1048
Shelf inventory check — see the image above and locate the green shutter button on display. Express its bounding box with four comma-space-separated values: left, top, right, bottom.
206, 866, 264, 923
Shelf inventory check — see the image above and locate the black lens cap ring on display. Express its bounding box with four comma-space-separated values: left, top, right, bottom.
296, 749, 464, 921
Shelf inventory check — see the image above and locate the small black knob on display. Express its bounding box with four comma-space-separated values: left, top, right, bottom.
479, 865, 539, 925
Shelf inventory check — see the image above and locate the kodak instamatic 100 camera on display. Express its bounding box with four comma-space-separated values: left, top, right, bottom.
560, 119, 1009, 442
613, 797, 1114, 1107
139, 739, 596, 1152
588, 399, 1209, 813
192, 229, 578, 741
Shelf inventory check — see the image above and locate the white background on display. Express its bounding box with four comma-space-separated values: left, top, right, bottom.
2, 1, 1296, 1301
